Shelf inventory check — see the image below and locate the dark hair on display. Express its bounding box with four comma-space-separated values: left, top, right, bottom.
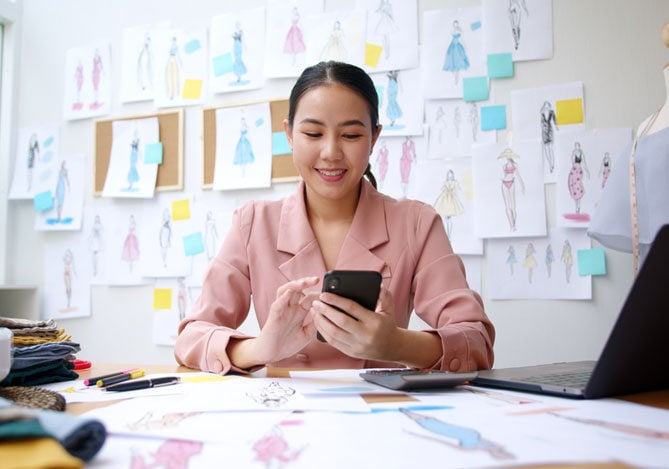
287, 61, 380, 189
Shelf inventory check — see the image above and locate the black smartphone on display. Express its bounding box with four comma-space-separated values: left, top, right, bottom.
317, 270, 382, 342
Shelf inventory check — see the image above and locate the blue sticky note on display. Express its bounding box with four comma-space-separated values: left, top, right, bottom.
463, 76, 489, 102
44, 136, 55, 148
375, 85, 384, 108
577, 247, 607, 276
34, 190, 54, 212
184, 39, 201, 54
480, 105, 507, 130
272, 132, 291, 155
255, 117, 264, 127
183, 232, 205, 257
487, 53, 514, 78
470, 21, 482, 31
212, 53, 233, 77
144, 142, 163, 164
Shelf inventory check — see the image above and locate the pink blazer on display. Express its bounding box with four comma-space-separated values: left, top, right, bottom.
174, 180, 495, 374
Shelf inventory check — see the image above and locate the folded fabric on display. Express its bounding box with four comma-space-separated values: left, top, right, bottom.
0, 318, 57, 329
11, 342, 81, 370
0, 397, 106, 463
0, 437, 84, 469
1, 359, 78, 386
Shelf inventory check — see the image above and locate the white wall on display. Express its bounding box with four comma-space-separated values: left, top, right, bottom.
4, 0, 668, 367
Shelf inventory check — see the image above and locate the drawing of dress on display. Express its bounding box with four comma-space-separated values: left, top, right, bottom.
506, 245, 517, 275
73, 62, 84, 110
54, 161, 70, 222
434, 170, 464, 238
400, 137, 416, 198
540, 102, 558, 172
90, 50, 103, 109
545, 243, 554, 278
89, 215, 104, 277
131, 439, 202, 469
468, 103, 479, 141
232, 25, 247, 82
253, 425, 303, 466
568, 142, 590, 214
523, 242, 537, 283
204, 211, 218, 260
443, 21, 469, 84
27, 134, 39, 191
137, 33, 153, 91
599, 152, 611, 188
122, 216, 140, 272
177, 278, 187, 321
375, 0, 397, 59
321, 20, 346, 61
127, 134, 140, 190
234, 119, 255, 176
165, 37, 180, 99
375, 143, 389, 188
284, 8, 306, 64
386, 71, 403, 126
63, 249, 75, 309
159, 209, 172, 268
561, 239, 573, 283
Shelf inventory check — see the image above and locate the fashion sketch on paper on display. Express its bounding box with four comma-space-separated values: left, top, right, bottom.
165, 36, 181, 100
561, 239, 573, 283
284, 7, 306, 66
62, 249, 76, 310
567, 141, 590, 215
232, 21, 248, 83
468, 102, 479, 141
374, 0, 398, 59
386, 70, 403, 127
523, 242, 537, 283
399, 136, 417, 198
159, 208, 172, 268
126, 129, 140, 191
204, 210, 219, 260
443, 20, 469, 85
90, 48, 104, 110
506, 245, 517, 275
122, 214, 140, 273
374, 141, 389, 189
54, 160, 70, 223
433, 106, 448, 144
508, 0, 529, 50
137, 32, 153, 91
545, 243, 554, 278
321, 20, 347, 61
27, 133, 40, 191
88, 214, 104, 277
72, 61, 84, 111
540, 101, 558, 173
598, 151, 611, 188
253, 424, 304, 467
454, 106, 462, 138
499, 148, 525, 232
434, 169, 465, 238
131, 439, 203, 469
233, 117, 255, 177
178, 277, 187, 321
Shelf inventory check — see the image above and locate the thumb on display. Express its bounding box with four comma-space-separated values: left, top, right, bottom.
375, 287, 394, 316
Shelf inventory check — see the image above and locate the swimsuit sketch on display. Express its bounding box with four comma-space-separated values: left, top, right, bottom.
400, 136, 416, 198
386, 70, 403, 127
506, 245, 517, 275
159, 208, 172, 268
62, 249, 76, 309
284, 7, 306, 66
434, 169, 465, 238
540, 101, 558, 173
523, 242, 537, 283
443, 20, 469, 85
234, 117, 255, 177
137, 32, 153, 91
165, 36, 181, 100
508, 0, 529, 50
73, 61, 84, 110
27, 133, 40, 191
232, 22, 248, 83
545, 243, 554, 278
599, 152, 611, 188
126, 130, 140, 191
88, 214, 104, 277
499, 148, 525, 232
122, 215, 140, 273
54, 161, 70, 222
567, 141, 590, 214
375, 141, 389, 189
374, 0, 398, 59
131, 439, 202, 469
561, 239, 573, 283
399, 408, 514, 460
321, 20, 347, 61
204, 210, 219, 260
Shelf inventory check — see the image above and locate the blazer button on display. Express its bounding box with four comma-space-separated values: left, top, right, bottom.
296, 353, 309, 362
449, 358, 461, 371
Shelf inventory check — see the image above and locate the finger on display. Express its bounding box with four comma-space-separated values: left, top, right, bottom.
276, 276, 320, 298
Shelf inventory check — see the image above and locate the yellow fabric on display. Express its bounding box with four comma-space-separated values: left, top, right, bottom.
12, 330, 72, 346
0, 437, 83, 469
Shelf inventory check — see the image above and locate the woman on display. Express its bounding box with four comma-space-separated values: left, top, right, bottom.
174, 61, 494, 375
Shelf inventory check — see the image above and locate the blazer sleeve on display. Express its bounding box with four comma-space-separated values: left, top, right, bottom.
410, 204, 495, 372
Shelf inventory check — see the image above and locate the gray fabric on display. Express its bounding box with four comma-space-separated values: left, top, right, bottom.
10, 341, 81, 370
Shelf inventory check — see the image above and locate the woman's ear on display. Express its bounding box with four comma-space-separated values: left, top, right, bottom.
283, 119, 293, 150
370, 124, 383, 153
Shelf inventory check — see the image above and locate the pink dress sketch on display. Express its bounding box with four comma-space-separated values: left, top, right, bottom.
253, 424, 304, 467
122, 215, 140, 272
284, 7, 306, 65
72, 61, 84, 111
90, 49, 104, 110
567, 141, 590, 217
400, 136, 416, 198
375, 141, 389, 188
131, 439, 202, 469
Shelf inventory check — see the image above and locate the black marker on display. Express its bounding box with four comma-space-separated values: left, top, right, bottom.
103, 376, 181, 392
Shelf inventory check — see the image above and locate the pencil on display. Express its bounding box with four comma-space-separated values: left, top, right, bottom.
83, 368, 139, 386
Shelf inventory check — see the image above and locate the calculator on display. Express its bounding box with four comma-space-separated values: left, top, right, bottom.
359, 368, 478, 391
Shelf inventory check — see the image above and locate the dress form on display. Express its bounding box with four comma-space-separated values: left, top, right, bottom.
638, 21, 669, 135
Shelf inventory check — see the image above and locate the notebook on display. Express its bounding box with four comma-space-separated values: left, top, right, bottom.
471, 224, 669, 399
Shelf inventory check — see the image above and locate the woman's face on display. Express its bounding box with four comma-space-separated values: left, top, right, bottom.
285, 83, 380, 204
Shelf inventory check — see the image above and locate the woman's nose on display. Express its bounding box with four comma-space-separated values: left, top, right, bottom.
321, 136, 343, 161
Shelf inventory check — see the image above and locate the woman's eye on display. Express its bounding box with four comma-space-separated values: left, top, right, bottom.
343, 134, 362, 140
303, 132, 321, 138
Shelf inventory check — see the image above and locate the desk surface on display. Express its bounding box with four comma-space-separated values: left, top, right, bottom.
67, 364, 668, 469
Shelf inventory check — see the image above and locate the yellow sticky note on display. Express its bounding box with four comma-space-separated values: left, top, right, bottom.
181, 374, 233, 383
556, 98, 584, 125
153, 288, 172, 310
182, 79, 203, 100
365, 42, 383, 68
171, 199, 191, 221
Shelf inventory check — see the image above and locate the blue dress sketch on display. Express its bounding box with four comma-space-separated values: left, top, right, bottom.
386, 71, 403, 127
54, 161, 70, 223
234, 117, 255, 177
443, 20, 469, 84
232, 22, 247, 83
126, 132, 140, 191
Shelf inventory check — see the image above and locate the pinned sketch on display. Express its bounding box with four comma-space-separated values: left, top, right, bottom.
422, 6, 484, 98
82, 205, 111, 285
43, 238, 92, 320
482, 0, 553, 61
472, 141, 546, 238
151, 277, 193, 346
210, 7, 266, 94
213, 102, 272, 191
9, 125, 60, 200
264, 1, 324, 78
372, 135, 426, 201
487, 227, 592, 299
412, 157, 483, 255
63, 41, 112, 120
102, 117, 160, 198
555, 128, 632, 228
370, 67, 423, 136
35, 154, 85, 231
356, 0, 419, 72
104, 205, 150, 286
304, 9, 366, 68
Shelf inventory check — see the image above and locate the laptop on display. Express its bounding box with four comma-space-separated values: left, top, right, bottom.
471, 224, 669, 399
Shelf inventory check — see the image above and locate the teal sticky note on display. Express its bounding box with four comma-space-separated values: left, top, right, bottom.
577, 247, 607, 276
272, 132, 291, 155
184, 39, 201, 54
375, 85, 384, 108
144, 142, 163, 164
487, 53, 514, 78
34, 190, 54, 212
212, 53, 233, 77
183, 232, 205, 257
480, 105, 507, 130
463, 76, 489, 102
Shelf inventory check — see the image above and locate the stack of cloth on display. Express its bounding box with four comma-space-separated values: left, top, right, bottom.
0, 317, 80, 386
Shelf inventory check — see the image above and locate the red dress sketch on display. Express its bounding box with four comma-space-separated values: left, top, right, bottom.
283, 7, 306, 65
375, 142, 389, 188
90, 49, 104, 110
122, 215, 140, 272
400, 137, 416, 197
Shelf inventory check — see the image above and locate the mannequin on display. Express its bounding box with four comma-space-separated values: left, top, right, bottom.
588, 21, 669, 269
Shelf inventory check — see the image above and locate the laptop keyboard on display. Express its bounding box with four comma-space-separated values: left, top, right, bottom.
525, 371, 591, 388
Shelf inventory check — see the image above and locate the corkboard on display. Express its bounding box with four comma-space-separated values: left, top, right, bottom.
94, 109, 184, 196
202, 98, 298, 188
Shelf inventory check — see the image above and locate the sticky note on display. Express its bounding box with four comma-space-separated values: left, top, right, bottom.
272, 131, 291, 155
487, 53, 514, 78
470, 21, 482, 31
255, 117, 264, 127
184, 39, 201, 54
365, 42, 383, 68
463, 76, 489, 102
182, 79, 203, 99
171, 199, 191, 221
212, 53, 233, 77
375, 85, 384, 108
34, 190, 54, 212
44, 136, 55, 147
480, 105, 507, 130
183, 232, 205, 256
144, 142, 163, 164
556, 98, 584, 125
577, 247, 607, 276
153, 288, 172, 310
